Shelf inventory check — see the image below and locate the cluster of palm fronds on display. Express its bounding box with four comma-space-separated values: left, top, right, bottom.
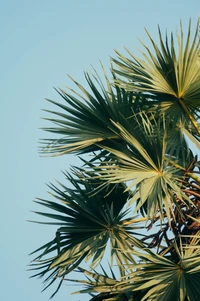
30, 19, 200, 301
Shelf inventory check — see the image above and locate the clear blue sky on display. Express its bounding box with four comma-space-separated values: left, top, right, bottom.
1, 1, 199, 300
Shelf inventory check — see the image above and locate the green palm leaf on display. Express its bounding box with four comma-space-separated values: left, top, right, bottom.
113, 18, 200, 134
73, 238, 200, 301
86, 115, 194, 222
40, 67, 143, 156
29, 173, 144, 296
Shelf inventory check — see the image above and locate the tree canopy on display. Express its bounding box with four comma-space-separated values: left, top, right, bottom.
30, 18, 200, 301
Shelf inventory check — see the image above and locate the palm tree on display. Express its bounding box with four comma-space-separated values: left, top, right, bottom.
30, 18, 200, 301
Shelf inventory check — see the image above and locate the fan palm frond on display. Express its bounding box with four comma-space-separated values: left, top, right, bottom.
85, 115, 195, 222
73, 238, 200, 301
113, 18, 200, 134
29, 173, 144, 296
40, 67, 144, 156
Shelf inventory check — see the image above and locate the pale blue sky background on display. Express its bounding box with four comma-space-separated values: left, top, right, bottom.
1, 1, 199, 300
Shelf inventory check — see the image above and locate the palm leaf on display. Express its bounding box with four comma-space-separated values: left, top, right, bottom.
113, 18, 200, 134
85, 115, 194, 222
40, 67, 143, 156
73, 240, 200, 301
29, 172, 144, 296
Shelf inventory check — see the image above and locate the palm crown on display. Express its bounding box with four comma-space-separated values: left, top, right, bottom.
30, 19, 200, 301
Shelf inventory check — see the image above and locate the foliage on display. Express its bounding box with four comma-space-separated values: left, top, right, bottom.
30, 18, 200, 300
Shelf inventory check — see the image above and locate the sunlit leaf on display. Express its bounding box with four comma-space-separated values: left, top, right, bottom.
113, 18, 200, 134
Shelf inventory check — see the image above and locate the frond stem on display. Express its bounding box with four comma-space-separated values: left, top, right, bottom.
178, 98, 200, 135
165, 157, 200, 184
